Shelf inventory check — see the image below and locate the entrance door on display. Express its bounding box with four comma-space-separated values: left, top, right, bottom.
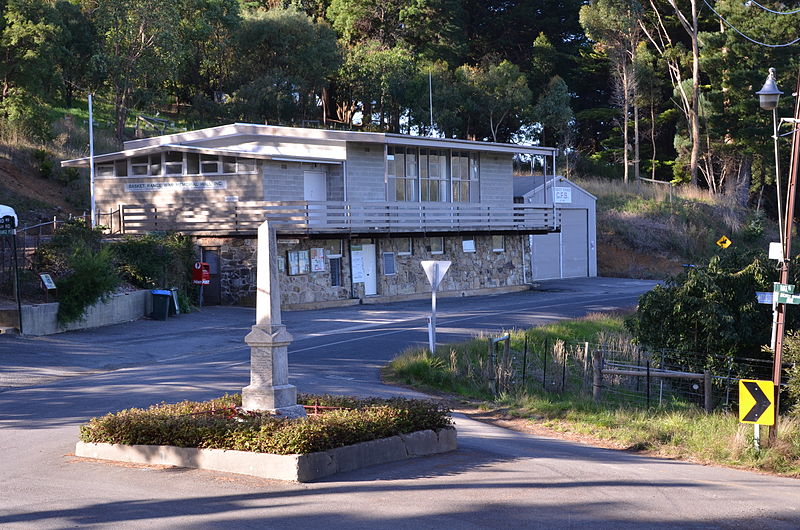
362, 243, 377, 296
304, 171, 327, 226
201, 247, 221, 304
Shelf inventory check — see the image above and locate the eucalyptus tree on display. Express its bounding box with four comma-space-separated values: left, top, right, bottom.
85, 0, 183, 140
580, 0, 643, 184
232, 6, 340, 124
0, 0, 60, 135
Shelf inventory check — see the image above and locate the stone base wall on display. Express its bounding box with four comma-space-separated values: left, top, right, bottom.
208, 234, 531, 307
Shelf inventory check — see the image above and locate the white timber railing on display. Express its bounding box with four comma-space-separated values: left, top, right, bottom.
117, 201, 560, 235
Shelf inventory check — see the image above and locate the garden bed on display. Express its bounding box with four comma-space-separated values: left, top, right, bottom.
76, 394, 457, 481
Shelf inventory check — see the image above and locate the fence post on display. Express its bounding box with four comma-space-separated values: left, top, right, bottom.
522, 335, 528, 388
703, 370, 713, 413
646, 360, 651, 409
592, 348, 603, 402
561, 346, 567, 393
487, 338, 496, 395
542, 338, 548, 390
583, 342, 590, 394
119, 204, 125, 234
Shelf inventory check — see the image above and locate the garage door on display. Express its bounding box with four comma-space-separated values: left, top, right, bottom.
532, 232, 561, 280
561, 209, 588, 278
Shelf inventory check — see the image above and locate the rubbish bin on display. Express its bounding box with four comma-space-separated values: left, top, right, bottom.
151, 289, 171, 321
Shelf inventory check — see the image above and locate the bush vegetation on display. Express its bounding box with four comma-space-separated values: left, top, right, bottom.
32, 220, 195, 322
386, 314, 800, 476
79, 394, 452, 455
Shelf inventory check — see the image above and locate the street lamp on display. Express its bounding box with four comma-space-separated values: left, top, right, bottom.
757, 67, 800, 442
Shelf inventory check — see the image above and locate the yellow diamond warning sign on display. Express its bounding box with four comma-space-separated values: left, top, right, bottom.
716, 235, 732, 249
739, 379, 775, 425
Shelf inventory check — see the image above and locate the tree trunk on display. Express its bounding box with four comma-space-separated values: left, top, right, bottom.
634, 84, 641, 182
622, 62, 630, 185
689, 0, 700, 186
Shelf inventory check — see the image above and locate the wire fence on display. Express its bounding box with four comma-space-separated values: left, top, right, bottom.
475, 333, 782, 412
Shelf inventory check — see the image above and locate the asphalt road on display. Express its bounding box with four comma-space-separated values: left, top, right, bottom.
1, 277, 798, 529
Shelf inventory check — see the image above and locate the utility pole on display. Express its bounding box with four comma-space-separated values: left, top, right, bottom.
770, 68, 800, 442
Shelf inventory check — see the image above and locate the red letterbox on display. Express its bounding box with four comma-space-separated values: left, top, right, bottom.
192, 262, 210, 285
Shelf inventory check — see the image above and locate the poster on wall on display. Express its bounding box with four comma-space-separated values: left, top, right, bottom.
311, 248, 326, 272
298, 250, 310, 274
288, 251, 300, 275
351, 250, 365, 283
277, 255, 286, 274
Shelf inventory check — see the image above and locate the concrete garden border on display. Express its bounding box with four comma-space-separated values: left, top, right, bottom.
75, 427, 457, 482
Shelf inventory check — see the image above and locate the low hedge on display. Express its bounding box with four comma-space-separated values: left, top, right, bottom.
79, 394, 452, 455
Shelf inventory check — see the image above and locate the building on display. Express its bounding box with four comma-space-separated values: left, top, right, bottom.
62, 123, 596, 308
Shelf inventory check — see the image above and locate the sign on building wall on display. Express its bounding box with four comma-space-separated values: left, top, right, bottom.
554, 187, 572, 203
311, 248, 326, 272
351, 250, 365, 283
288, 250, 310, 275
124, 180, 227, 192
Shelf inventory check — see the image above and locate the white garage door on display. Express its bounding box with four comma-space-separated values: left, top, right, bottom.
531, 208, 589, 279
561, 209, 589, 278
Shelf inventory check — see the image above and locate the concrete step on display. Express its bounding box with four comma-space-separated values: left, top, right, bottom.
0, 326, 18, 335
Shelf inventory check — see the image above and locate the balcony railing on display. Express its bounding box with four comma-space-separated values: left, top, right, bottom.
116, 200, 559, 235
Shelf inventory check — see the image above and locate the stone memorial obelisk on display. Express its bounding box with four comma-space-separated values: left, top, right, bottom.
242, 220, 306, 417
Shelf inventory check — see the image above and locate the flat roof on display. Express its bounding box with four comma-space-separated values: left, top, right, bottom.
62, 123, 557, 167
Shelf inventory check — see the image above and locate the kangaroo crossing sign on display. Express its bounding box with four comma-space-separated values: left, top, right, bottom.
739, 380, 775, 425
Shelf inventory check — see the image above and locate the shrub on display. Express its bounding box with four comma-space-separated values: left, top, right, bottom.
56, 245, 120, 324
109, 232, 195, 292
79, 394, 452, 455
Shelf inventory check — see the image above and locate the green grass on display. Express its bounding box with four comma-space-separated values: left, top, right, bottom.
386, 313, 800, 476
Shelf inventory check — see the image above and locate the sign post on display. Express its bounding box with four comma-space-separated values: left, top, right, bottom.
1, 207, 21, 334
421, 260, 451, 354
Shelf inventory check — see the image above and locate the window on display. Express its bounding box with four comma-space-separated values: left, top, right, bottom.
238, 158, 256, 173
200, 154, 219, 173
131, 156, 149, 176
165, 151, 183, 175
383, 252, 396, 275
462, 237, 475, 253
96, 163, 114, 177
387, 146, 418, 201
186, 153, 200, 174
149, 154, 161, 176
324, 239, 343, 258
420, 149, 448, 202
397, 237, 412, 256
429, 237, 444, 255
114, 160, 128, 177
223, 156, 237, 173
452, 151, 479, 202
330, 257, 343, 286
492, 235, 504, 252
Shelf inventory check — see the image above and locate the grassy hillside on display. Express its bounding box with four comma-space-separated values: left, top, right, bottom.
574, 178, 776, 279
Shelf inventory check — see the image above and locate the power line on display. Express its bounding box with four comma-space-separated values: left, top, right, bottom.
745, 1, 800, 16
704, 0, 800, 48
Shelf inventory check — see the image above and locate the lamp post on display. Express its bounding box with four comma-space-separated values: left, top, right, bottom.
757, 67, 800, 441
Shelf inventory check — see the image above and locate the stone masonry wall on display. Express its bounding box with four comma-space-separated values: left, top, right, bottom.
212, 234, 529, 307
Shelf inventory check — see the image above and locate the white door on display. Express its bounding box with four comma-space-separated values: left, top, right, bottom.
362, 243, 377, 295
562, 209, 589, 278
304, 171, 326, 225
532, 232, 561, 280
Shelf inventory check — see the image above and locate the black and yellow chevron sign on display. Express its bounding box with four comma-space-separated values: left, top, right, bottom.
738, 379, 775, 425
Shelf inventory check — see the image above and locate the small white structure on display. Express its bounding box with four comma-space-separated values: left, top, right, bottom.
514, 177, 597, 280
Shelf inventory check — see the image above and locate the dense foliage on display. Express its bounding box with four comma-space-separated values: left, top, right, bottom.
32, 221, 194, 322
0, 0, 796, 204
79, 393, 453, 454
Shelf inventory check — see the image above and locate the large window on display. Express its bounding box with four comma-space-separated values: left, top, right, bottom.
451, 151, 479, 202
420, 149, 448, 202
387, 146, 418, 201
387, 146, 479, 203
